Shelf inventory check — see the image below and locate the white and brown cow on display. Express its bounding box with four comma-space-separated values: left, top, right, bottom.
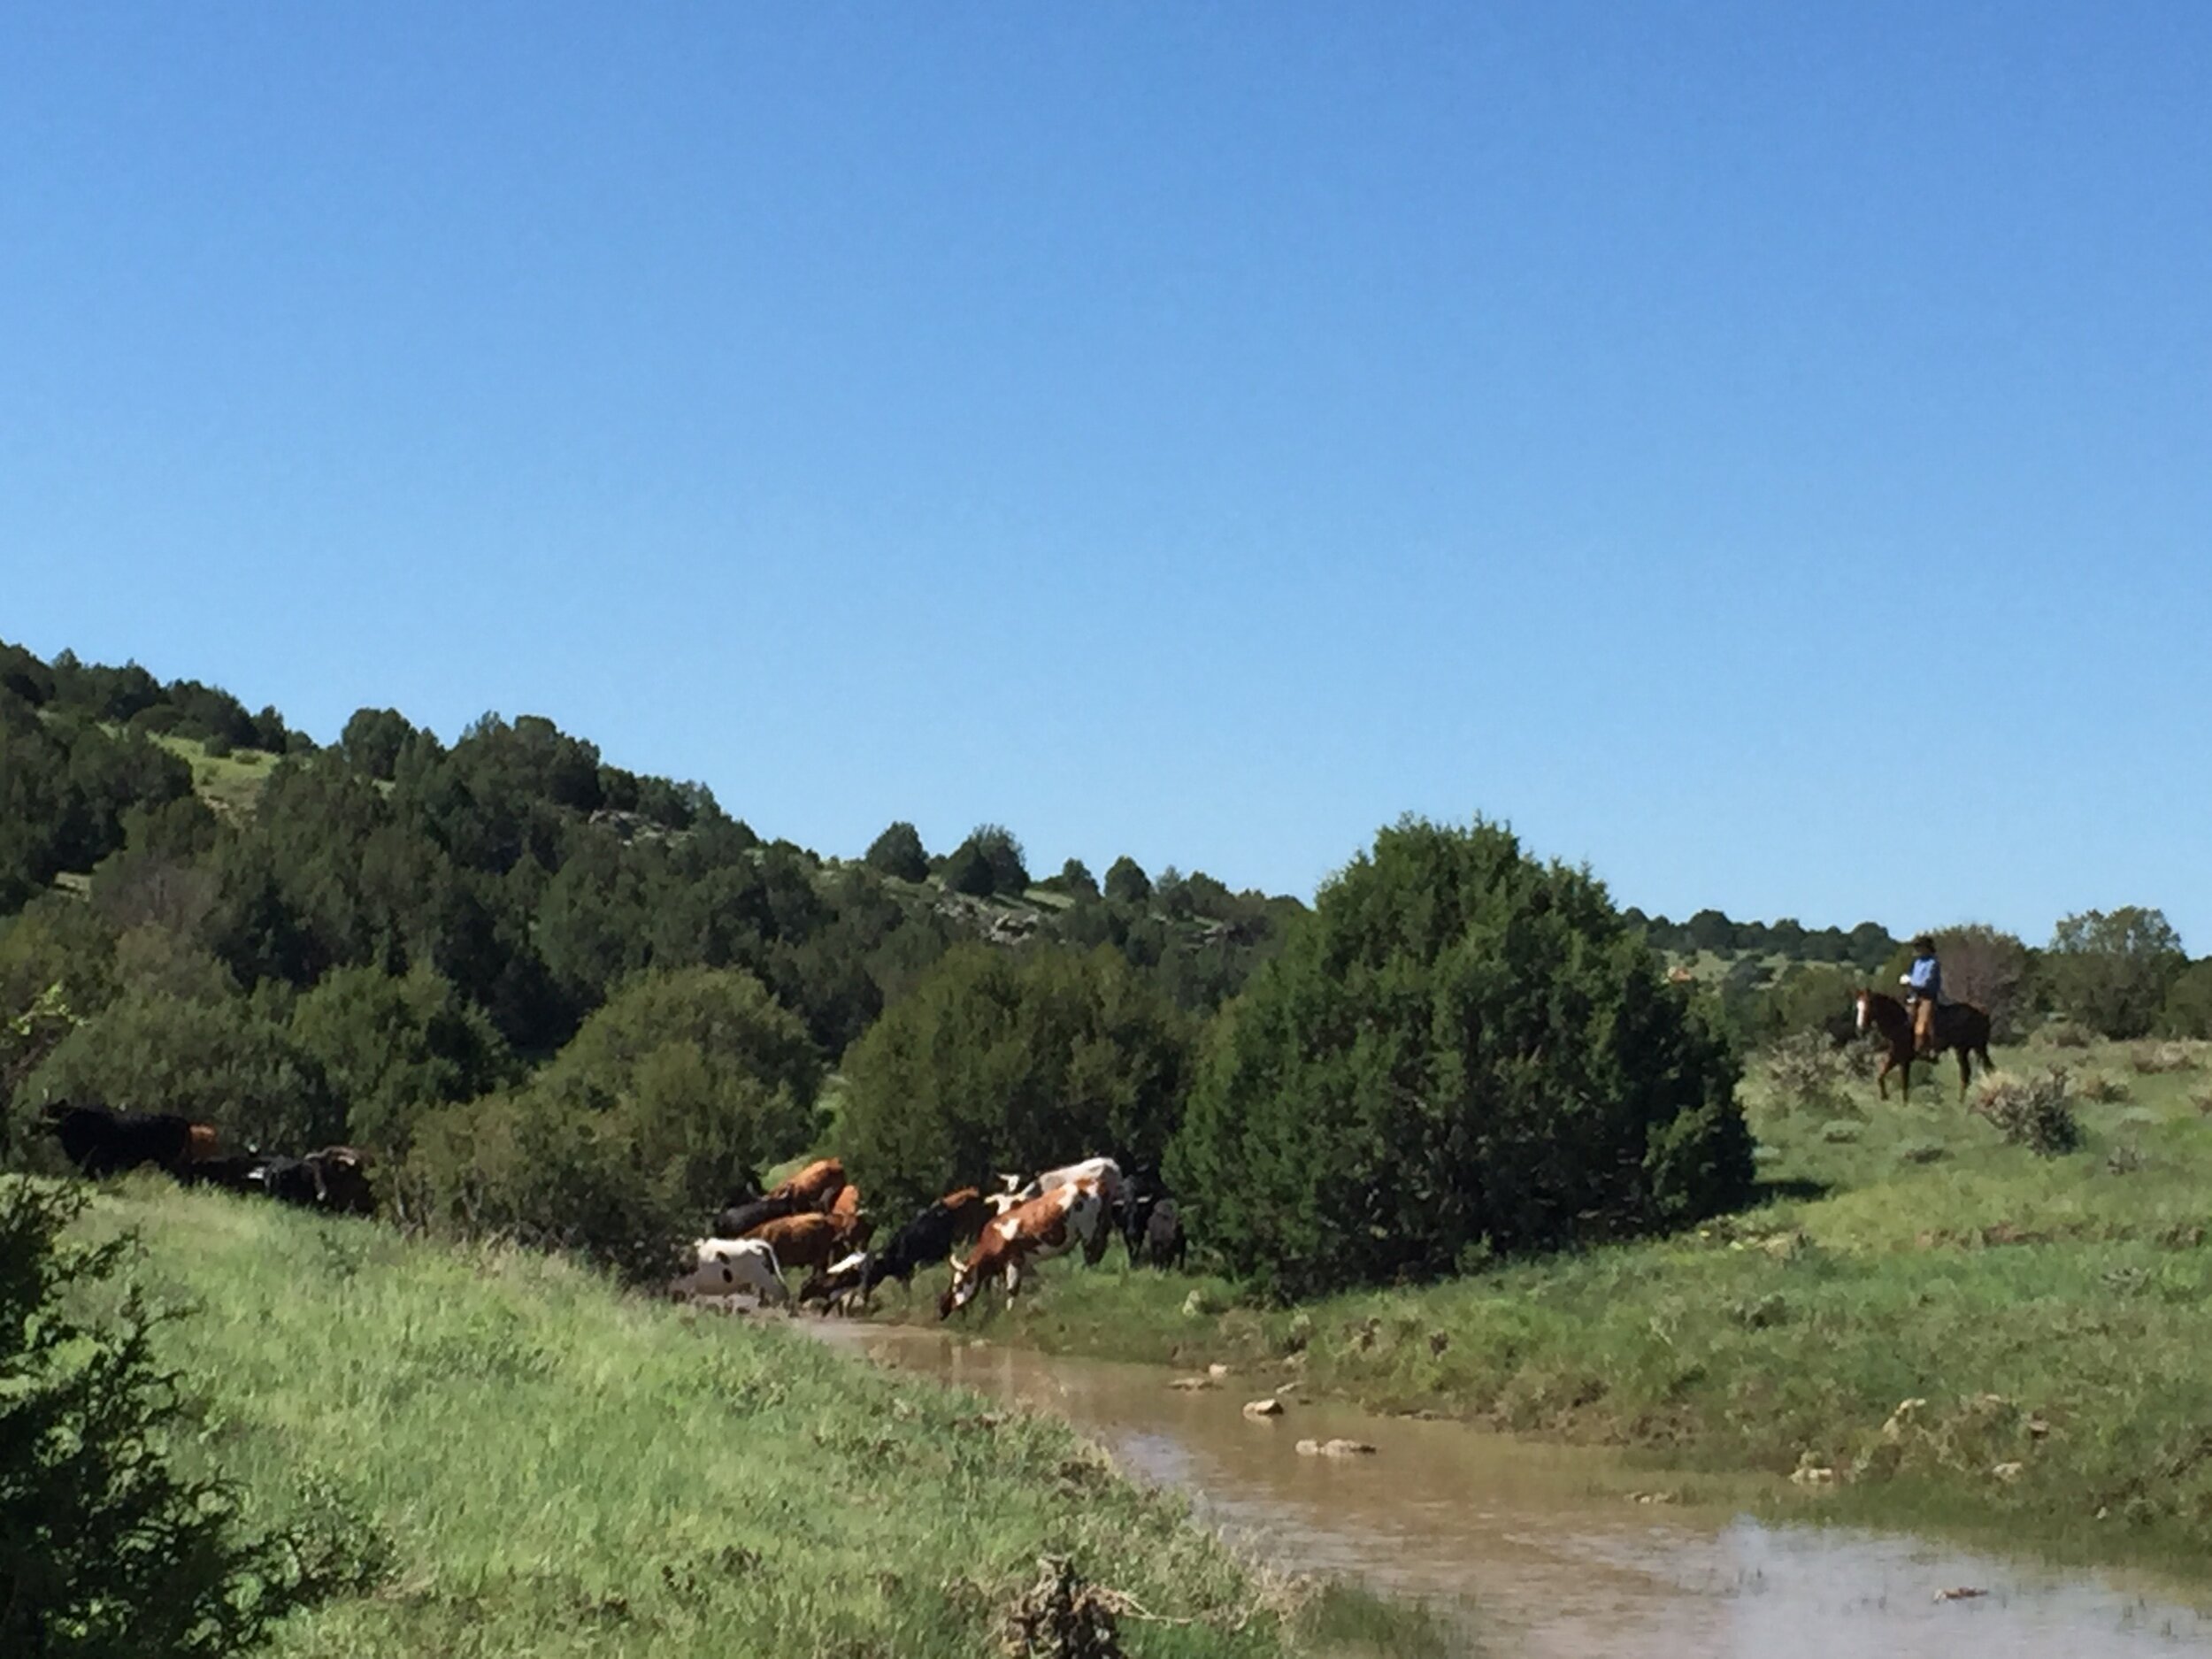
939, 1179, 1105, 1318
1010, 1157, 1124, 1263
670, 1238, 788, 1308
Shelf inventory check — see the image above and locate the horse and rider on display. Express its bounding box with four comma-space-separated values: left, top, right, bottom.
1854, 934, 1994, 1104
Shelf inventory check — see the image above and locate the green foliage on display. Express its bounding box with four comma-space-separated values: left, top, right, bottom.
864, 819, 930, 881
18, 991, 340, 1153
967, 823, 1029, 895
1056, 857, 1099, 899
289, 964, 518, 1157
336, 708, 419, 781
1103, 856, 1151, 907
940, 838, 995, 897
1168, 818, 1749, 1297
0, 698, 195, 905
2046, 907, 2187, 1041
2158, 960, 2212, 1040
403, 968, 821, 1277
0, 1178, 372, 1655
841, 943, 1195, 1219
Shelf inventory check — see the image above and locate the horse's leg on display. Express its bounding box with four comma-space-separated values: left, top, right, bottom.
1956, 1044, 1971, 1102
1876, 1049, 1893, 1102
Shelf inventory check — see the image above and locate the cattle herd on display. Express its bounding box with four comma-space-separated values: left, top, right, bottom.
35, 1101, 377, 1215
31, 1099, 1184, 1319
675, 1153, 1187, 1319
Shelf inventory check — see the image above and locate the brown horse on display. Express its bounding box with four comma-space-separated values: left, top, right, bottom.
1854, 987, 1993, 1104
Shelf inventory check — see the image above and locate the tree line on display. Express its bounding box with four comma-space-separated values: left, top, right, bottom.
4, 636, 2201, 1294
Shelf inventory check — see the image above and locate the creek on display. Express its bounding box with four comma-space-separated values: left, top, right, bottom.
808, 1319, 2212, 1657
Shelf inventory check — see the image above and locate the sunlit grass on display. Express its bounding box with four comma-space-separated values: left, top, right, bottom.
71, 1181, 1446, 1657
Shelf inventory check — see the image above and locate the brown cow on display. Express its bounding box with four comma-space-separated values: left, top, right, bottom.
749, 1211, 869, 1277
831, 1182, 863, 1219
940, 1180, 1105, 1318
187, 1123, 220, 1162
764, 1157, 846, 1214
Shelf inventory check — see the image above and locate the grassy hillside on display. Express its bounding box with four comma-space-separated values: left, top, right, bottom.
69, 1182, 1449, 1659
880, 1033, 2212, 1582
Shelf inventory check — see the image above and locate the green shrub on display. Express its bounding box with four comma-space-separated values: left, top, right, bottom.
1167, 818, 1749, 1296
863, 820, 929, 882
1973, 1068, 2083, 1157
2045, 907, 2186, 1041
1760, 1031, 1855, 1115
0, 1177, 377, 1654
18, 991, 338, 1153
401, 967, 820, 1279
2131, 1040, 2203, 1075
841, 943, 1194, 1220
2075, 1071, 2129, 1103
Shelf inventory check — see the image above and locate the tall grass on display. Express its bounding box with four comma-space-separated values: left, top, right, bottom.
73, 1182, 1442, 1657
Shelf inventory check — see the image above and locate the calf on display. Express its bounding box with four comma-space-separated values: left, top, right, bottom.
187, 1122, 220, 1163
940, 1180, 1104, 1318
671, 1238, 787, 1307
41, 1103, 195, 1179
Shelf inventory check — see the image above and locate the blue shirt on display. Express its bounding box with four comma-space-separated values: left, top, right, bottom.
1909, 955, 1941, 999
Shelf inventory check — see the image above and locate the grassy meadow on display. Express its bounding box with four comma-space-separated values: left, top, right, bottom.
65, 1181, 1454, 1659
882, 1033, 2212, 1580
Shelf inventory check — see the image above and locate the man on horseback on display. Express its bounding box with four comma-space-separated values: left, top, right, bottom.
1901, 934, 1942, 1060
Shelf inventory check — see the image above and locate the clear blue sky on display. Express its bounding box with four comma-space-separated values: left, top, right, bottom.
5, 5, 2207, 948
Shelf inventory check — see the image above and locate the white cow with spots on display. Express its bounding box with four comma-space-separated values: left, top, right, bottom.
670, 1237, 787, 1308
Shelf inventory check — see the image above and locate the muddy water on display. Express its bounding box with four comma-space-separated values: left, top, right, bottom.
809, 1321, 2212, 1657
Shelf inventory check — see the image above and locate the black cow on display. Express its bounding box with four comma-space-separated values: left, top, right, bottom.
41, 1103, 194, 1178
1138, 1198, 1187, 1271
850, 1189, 989, 1304
180, 1153, 265, 1194
1119, 1165, 1166, 1262
307, 1147, 376, 1217
712, 1193, 799, 1238
250, 1156, 326, 1209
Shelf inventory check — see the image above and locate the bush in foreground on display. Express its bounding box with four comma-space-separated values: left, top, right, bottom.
0, 1178, 373, 1655
1170, 818, 1750, 1297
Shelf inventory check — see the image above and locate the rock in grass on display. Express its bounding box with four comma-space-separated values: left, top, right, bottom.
1242, 1398, 1283, 1418
1166, 1376, 1217, 1392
